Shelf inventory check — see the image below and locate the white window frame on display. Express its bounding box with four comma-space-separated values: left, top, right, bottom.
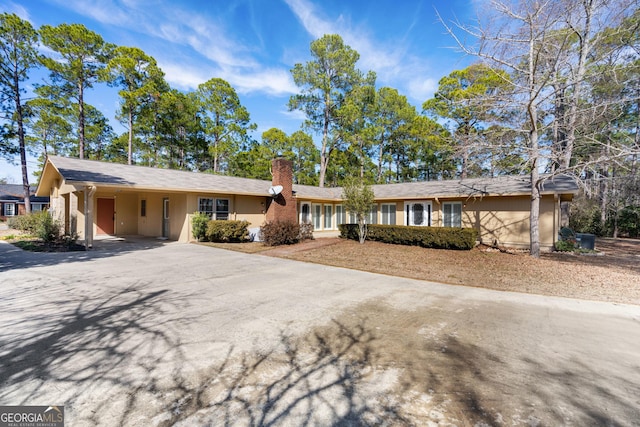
300, 202, 311, 224
324, 204, 333, 229
31, 203, 43, 212
404, 201, 432, 226
442, 202, 462, 228
335, 204, 346, 225
198, 197, 215, 218
198, 197, 229, 220
381, 203, 396, 225
313, 203, 322, 230
4, 203, 16, 216
367, 204, 377, 224
215, 198, 229, 220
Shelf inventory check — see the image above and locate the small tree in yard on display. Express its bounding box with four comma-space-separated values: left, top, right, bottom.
342, 177, 374, 244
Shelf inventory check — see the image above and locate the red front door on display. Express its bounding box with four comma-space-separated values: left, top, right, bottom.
97, 198, 115, 235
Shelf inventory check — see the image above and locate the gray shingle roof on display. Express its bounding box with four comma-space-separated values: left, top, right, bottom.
0, 184, 49, 202
43, 155, 578, 201
47, 155, 275, 196
370, 174, 578, 200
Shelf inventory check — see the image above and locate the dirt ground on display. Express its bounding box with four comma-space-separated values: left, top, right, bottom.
256, 237, 640, 306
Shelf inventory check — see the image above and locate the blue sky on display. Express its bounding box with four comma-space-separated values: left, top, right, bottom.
1, 0, 477, 184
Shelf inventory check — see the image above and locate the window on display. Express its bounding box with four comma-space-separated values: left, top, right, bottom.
31, 203, 43, 212
215, 199, 229, 220
405, 201, 431, 226
198, 197, 214, 218
443, 202, 462, 227
367, 204, 377, 224
198, 197, 229, 220
324, 205, 333, 229
300, 202, 311, 224
313, 204, 322, 230
140, 199, 146, 217
4, 203, 16, 216
335, 204, 346, 225
381, 203, 396, 225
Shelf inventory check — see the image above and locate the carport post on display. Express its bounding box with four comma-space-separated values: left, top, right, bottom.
84, 185, 96, 250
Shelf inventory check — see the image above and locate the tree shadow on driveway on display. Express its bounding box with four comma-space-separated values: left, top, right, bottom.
1, 291, 639, 426
0, 237, 169, 272
144, 301, 640, 426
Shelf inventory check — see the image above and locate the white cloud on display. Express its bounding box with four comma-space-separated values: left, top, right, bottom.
43, 0, 293, 97
159, 60, 298, 97
48, 0, 131, 26
283, 0, 440, 102
157, 61, 212, 90
283, 0, 334, 38
225, 69, 298, 96
406, 77, 438, 104
2, 1, 32, 22
281, 108, 307, 121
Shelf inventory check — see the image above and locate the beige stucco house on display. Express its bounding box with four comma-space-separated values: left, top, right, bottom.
36, 155, 578, 250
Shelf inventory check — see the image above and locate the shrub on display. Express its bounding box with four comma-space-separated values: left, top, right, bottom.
260, 221, 300, 246
206, 220, 250, 243
59, 231, 80, 249
8, 212, 44, 234
8, 211, 60, 239
192, 212, 210, 241
298, 222, 314, 242
616, 205, 640, 238
339, 224, 478, 250
36, 212, 60, 243
555, 240, 576, 252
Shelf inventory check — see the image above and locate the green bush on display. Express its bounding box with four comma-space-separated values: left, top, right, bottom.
192, 212, 210, 241
8, 211, 60, 239
616, 205, 640, 238
260, 221, 300, 246
36, 212, 60, 243
8, 212, 44, 234
339, 224, 478, 250
555, 240, 577, 252
206, 220, 250, 243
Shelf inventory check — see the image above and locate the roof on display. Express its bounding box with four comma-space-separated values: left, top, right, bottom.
370, 174, 578, 200
37, 155, 578, 200
0, 184, 49, 203
39, 155, 276, 197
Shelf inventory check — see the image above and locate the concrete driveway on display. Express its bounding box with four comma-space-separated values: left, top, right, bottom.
1, 239, 639, 426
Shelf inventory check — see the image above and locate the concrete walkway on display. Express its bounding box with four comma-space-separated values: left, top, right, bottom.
0, 240, 639, 426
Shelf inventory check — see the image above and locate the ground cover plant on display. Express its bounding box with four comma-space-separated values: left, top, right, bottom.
5, 212, 83, 252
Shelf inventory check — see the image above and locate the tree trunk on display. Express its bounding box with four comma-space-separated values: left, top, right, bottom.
318, 94, 331, 188
561, 0, 593, 169
78, 80, 85, 159
377, 136, 385, 183
528, 32, 541, 258
128, 109, 133, 165
15, 77, 30, 214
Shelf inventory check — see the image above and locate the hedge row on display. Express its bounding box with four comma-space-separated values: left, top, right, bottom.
206, 220, 250, 242
338, 224, 478, 250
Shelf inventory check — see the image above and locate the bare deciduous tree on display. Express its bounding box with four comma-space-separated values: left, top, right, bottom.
439, 0, 639, 256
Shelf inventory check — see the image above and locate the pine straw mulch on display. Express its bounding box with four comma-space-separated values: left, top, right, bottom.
258, 237, 640, 306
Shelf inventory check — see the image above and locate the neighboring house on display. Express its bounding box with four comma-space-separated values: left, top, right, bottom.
0, 184, 50, 220
36, 155, 578, 250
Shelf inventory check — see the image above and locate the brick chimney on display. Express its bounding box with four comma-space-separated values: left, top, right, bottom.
265, 158, 297, 223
